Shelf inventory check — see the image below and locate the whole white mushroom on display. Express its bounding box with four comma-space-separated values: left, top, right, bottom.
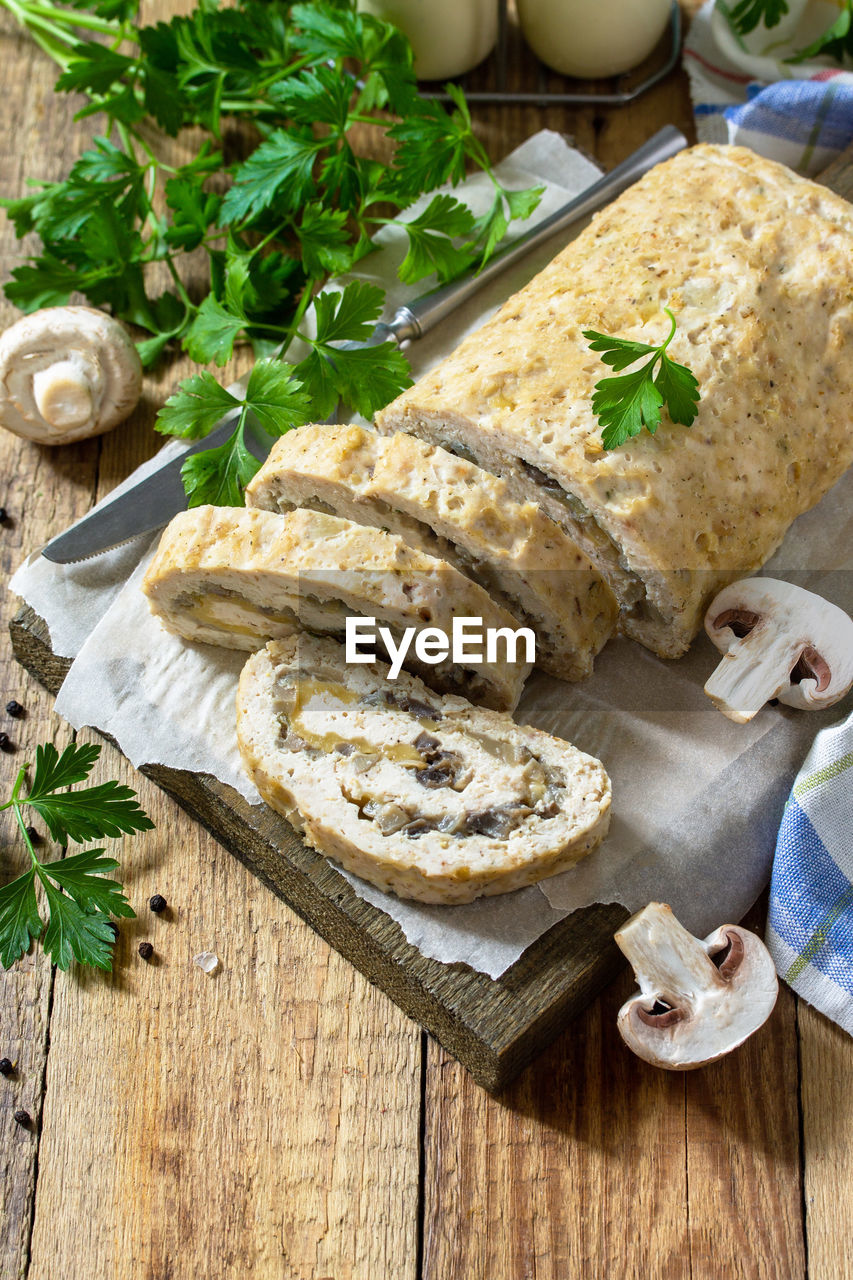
0, 306, 143, 446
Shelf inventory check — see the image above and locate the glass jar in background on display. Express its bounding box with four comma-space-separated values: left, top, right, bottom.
516, 0, 672, 78
357, 0, 499, 80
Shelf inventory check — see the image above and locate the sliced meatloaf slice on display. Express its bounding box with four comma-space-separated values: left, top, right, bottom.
141, 505, 530, 711
245, 422, 618, 682
236, 632, 611, 904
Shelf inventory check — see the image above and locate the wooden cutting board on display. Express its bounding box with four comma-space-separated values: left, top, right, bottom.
10, 606, 627, 1093
10, 145, 853, 1095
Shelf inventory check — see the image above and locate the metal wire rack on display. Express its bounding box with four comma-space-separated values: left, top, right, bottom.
425, 0, 682, 107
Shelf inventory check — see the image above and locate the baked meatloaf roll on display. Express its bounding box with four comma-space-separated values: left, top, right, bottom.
141, 505, 530, 711
245, 422, 618, 681
236, 633, 612, 904
375, 144, 853, 658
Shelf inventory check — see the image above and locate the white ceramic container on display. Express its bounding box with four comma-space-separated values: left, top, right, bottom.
517, 0, 672, 79
357, 0, 499, 80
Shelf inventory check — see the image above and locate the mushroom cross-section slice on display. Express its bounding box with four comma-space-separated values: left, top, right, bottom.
703, 577, 853, 724
615, 903, 778, 1070
0, 306, 142, 445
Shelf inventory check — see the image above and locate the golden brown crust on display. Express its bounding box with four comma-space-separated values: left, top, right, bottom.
376, 144, 853, 657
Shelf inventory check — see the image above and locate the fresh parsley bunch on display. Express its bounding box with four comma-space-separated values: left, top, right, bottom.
0, 741, 153, 971
0, 0, 543, 503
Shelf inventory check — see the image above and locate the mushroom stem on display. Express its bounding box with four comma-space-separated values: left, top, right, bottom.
703, 627, 803, 723
32, 359, 95, 431
615, 903, 725, 1006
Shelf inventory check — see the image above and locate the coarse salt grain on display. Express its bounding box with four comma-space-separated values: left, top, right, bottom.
193, 950, 220, 975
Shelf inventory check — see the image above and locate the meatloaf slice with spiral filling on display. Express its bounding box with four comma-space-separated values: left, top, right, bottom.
236, 632, 612, 904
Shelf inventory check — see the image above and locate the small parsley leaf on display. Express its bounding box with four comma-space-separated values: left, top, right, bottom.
55, 43, 136, 95
269, 65, 355, 131
29, 741, 101, 792
43, 848, 135, 920
40, 881, 115, 971
655, 355, 702, 427
180, 423, 260, 507
157, 358, 311, 504
242, 360, 311, 438
584, 331, 657, 371
583, 309, 700, 450
504, 185, 545, 221
220, 128, 323, 224
396, 193, 477, 285
25, 742, 154, 844
0, 871, 42, 970
728, 0, 789, 35
164, 177, 221, 251
154, 369, 241, 439
297, 203, 354, 278
312, 281, 386, 345
184, 295, 247, 366
389, 93, 473, 197
471, 192, 509, 266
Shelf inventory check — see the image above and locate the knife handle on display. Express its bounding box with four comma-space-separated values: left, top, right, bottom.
387, 124, 688, 344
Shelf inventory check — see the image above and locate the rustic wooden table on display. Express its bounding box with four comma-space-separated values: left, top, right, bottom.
1, 3, 852, 1277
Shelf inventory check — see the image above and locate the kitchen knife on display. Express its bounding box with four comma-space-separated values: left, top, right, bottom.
42, 125, 687, 564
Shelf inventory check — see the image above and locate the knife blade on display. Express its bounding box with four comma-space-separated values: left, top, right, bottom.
42, 125, 687, 564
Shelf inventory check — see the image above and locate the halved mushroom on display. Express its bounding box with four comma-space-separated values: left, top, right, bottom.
615, 903, 778, 1071
0, 306, 142, 445
704, 578, 853, 723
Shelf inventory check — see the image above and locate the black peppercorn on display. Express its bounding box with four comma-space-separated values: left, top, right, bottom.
25, 826, 40, 845
0, 1058, 14, 1078
5, 700, 23, 718
0, 733, 12, 753
149, 894, 167, 914
138, 941, 154, 961
13, 1109, 30, 1128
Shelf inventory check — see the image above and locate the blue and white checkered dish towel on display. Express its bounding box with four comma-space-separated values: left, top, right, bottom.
768, 710, 853, 1036
684, 0, 853, 174
684, 1, 853, 1033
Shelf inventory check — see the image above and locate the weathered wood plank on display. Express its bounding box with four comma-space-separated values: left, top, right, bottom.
421, 966, 690, 1279
799, 1003, 853, 1280
26, 729, 421, 1280
0, 10, 107, 1276
685, 969, 806, 1279
422, 902, 806, 1280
